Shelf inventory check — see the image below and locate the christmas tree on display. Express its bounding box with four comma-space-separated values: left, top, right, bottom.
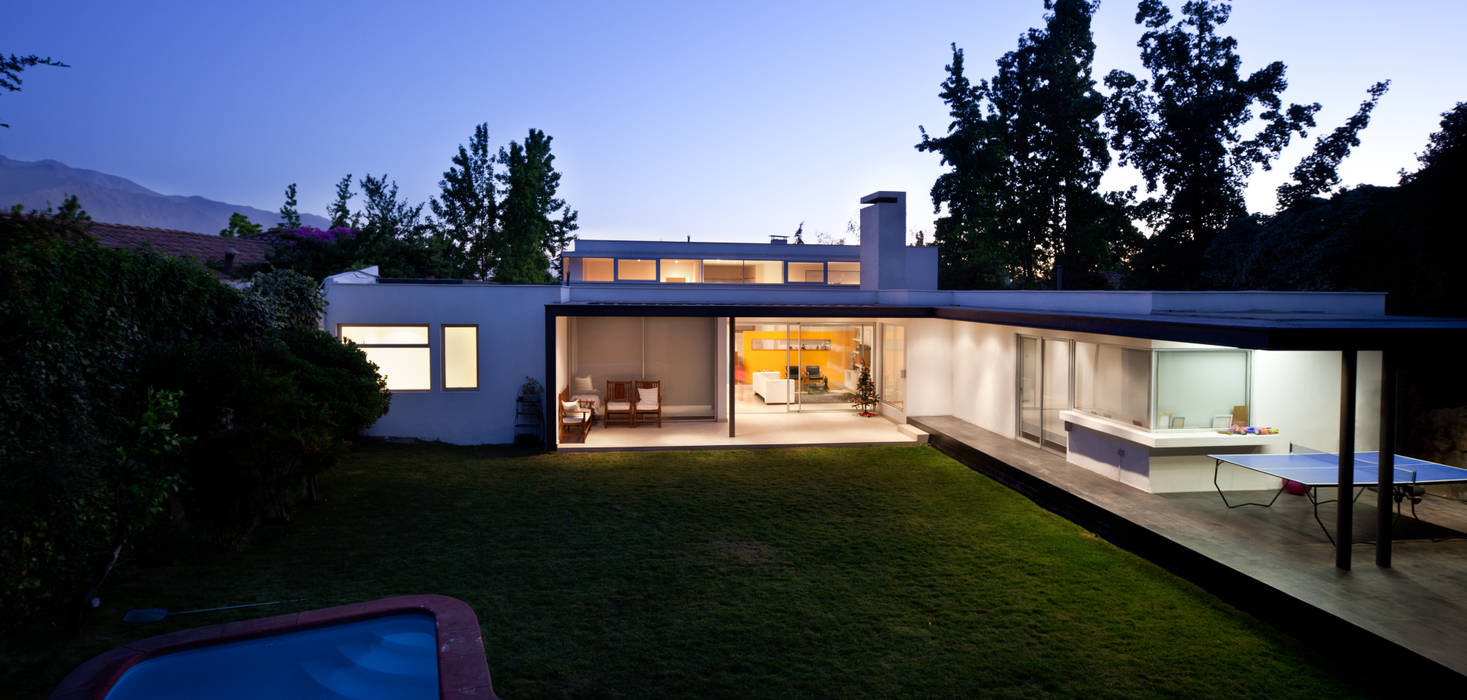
851, 362, 880, 417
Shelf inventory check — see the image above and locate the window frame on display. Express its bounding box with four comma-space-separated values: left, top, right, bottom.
441, 324, 480, 392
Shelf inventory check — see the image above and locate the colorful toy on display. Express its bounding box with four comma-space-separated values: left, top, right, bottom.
1226, 424, 1278, 435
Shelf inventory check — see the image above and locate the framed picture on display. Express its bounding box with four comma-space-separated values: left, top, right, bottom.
1157, 412, 1172, 429
1212, 414, 1233, 429
1170, 416, 1186, 429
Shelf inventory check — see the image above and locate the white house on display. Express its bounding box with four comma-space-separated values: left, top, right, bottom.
321, 190, 1467, 497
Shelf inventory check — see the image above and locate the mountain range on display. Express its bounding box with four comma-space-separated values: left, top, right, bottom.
0, 155, 329, 234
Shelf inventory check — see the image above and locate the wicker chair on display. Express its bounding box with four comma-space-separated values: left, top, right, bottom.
557, 388, 591, 443
633, 379, 662, 428
605, 380, 635, 427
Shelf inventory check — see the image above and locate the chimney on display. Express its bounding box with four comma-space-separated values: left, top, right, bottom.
769, 235, 788, 245
858, 191, 906, 290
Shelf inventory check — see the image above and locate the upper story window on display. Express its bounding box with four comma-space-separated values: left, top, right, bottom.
660, 259, 701, 283
788, 262, 824, 283
703, 259, 744, 283
581, 257, 614, 282
828, 261, 860, 285
617, 259, 656, 281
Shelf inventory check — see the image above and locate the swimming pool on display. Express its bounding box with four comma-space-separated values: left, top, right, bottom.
105, 613, 437, 699
52, 595, 496, 700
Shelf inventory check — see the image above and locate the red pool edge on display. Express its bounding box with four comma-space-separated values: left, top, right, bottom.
50, 594, 498, 700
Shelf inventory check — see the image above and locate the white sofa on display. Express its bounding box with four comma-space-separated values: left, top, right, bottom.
753, 371, 793, 405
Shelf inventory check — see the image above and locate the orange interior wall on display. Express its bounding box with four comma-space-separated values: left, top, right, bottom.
740, 329, 858, 380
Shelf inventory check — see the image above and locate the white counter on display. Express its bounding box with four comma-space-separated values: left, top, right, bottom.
1060, 410, 1284, 493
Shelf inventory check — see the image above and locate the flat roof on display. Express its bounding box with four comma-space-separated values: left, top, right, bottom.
546, 301, 1467, 351
566, 239, 861, 261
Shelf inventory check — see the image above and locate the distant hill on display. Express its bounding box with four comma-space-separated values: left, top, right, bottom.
0, 155, 329, 234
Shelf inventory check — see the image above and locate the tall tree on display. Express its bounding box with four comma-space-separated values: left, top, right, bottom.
919, 1, 1138, 289
219, 212, 261, 238
496, 129, 578, 283
277, 183, 302, 229
1, 53, 67, 128
328, 174, 357, 230
1276, 81, 1390, 210
430, 123, 498, 279
1105, 0, 1319, 287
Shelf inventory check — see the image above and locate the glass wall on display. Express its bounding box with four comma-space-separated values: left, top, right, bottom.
617, 259, 656, 281
881, 324, 905, 409
1017, 335, 1073, 451
1075, 342, 1150, 427
659, 258, 701, 283
828, 262, 860, 285
1155, 350, 1249, 429
571, 316, 715, 417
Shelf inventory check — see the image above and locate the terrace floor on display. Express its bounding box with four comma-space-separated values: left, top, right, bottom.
559, 410, 921, 451
910, 414, 1467, 679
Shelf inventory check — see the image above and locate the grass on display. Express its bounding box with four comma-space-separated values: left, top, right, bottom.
5, 442, 1364, 698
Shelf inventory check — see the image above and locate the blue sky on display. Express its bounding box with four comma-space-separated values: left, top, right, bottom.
4, 1, 1464, 243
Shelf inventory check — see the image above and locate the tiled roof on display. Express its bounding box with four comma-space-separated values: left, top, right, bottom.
87, 222, 277, 278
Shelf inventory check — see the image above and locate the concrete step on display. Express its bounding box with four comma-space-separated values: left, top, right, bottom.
898, 423, 929, 444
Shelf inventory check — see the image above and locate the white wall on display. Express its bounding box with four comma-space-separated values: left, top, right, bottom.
323, 282, 560, 445
1251, 350, 1382, 454
901, 318, 954, 418
948, 321, 1019, 437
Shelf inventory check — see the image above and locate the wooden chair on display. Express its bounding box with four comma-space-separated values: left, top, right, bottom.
633, 379, 662, 428
557, 388, 591, 443
605, 380, 635, 427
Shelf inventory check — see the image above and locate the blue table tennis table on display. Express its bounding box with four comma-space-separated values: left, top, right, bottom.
1209, 451, 1467, 544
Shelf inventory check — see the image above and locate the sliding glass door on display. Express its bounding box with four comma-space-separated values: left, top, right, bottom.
1017, 335, 1073, 452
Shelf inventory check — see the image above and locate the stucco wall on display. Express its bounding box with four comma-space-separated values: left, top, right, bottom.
1251, 350, 1382, 454
323, 282, 561, 445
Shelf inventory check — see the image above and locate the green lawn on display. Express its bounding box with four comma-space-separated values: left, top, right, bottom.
7, 443, 1361, 698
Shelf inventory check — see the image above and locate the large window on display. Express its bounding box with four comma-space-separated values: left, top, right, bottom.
617, 259, 656, 281
660, 258, 701, 283
581, 257, 613, 282
788, 262, 824, 283
1075, 342, 1150, 428
442, 325, 478, 390
745, 260, 783, 283
702, 259, 743, 283
340, 325, 430, 391
881, 324, 905, 409
828, 262, 860, 285
1155, 350, 1249, 429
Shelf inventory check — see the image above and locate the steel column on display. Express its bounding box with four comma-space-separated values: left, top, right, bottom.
1336, 350, 1357, 570
728, 316, 736, 438
1376, 350, 1397, 568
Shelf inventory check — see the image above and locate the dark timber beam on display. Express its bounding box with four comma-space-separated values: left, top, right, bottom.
545, 308, 557, 453
1337, 350, 1357, 570
1376, 350, 1398, 567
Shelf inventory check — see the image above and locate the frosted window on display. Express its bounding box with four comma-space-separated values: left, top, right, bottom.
1155, 350, 1248, 429
828, 262, 860, 285
659, 259, 701, 283
360, 347, 430, 391
1075, 343, 1151, 428
788, 262, 824, 283
581, 257, 614, 282
617, 259, 656, 281
340, 325, 427, 345
443, 326, 478, 390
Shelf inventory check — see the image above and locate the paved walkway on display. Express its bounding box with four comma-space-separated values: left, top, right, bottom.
910, 415, 1467, 679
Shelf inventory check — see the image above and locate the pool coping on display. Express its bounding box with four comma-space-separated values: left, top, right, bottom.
50, 594, 497, 700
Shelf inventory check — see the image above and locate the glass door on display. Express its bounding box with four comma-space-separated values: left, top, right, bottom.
790, 323, 873, 412
1017, 335, 1072, 452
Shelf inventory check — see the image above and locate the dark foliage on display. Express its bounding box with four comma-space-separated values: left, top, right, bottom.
1, 52, 68, 128
1277, 81, 1390, 210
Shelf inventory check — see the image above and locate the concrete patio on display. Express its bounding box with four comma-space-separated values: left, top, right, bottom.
910, 414, 1467, 680
560, 411, 924, 451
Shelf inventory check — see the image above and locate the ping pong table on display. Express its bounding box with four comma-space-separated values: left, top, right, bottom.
1209, 451, 1467, 544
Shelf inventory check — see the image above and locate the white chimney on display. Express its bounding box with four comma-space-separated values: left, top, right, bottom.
858, 191, 906, 290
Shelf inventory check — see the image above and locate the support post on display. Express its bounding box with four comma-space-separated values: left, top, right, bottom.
545, 309, 557, 452
728, 316, 736, 438
1376, 349, 1397, 568
1336, 349, 1357, 570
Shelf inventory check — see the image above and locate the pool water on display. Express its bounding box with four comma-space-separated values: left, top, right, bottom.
105, 612, 438, 700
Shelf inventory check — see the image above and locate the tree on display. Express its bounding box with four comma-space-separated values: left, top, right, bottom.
328, 174, 357, 229
1276, 81, 1390, 210
356, 173, 453, 279
793, 221, 804, 245
496, 129, 578, 283
1105, 0, 1320, 287
851, 363, 880, 417
920, 1, 1138, 289
430, 123, 498, 279
2, 53, 68, 128
219, 212, 262, 238
278, 183, 302, 229
1401, 101, 1467, 188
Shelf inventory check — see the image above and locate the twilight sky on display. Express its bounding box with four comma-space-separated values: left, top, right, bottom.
4, 1, 1464, 243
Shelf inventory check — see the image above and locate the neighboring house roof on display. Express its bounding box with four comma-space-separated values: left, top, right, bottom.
88, 221, 276, 278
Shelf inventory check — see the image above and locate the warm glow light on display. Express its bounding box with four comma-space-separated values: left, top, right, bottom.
443, 326, 478, 389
